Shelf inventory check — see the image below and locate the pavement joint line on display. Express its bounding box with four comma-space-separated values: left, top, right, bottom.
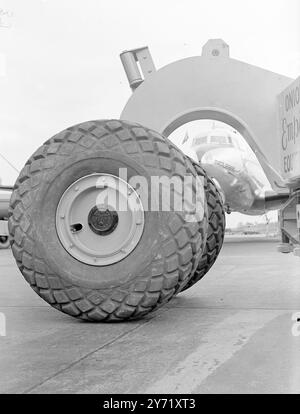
21, 313, 158, 394
145, 309, 286, 393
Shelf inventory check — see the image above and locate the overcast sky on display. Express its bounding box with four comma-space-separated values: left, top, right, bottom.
0, 0, 299, 226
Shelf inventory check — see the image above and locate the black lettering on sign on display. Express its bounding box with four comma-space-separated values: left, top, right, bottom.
285, 84, 300, 112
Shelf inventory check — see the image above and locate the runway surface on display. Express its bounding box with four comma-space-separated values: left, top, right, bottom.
0, 238, 299, 394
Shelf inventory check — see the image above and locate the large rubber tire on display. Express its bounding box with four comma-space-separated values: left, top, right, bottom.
181, 161, 225, 292
8, 120, 207, 321
0, 235, 9, 249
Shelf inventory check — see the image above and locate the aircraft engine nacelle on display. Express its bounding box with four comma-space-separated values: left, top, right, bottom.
199, 147, 289, 215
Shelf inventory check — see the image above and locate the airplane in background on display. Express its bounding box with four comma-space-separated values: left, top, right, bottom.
180, 126, 289, 216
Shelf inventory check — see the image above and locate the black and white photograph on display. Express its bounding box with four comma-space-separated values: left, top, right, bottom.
0, 0, 300, 401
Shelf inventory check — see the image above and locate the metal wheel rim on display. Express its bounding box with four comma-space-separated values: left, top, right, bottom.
56, 173, 145, 266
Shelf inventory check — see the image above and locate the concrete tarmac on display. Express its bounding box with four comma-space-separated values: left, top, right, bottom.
0, 238, 299, 394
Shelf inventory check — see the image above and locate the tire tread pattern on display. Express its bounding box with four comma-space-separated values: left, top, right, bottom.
182, 160, 225, 291
8, 120, 207, 321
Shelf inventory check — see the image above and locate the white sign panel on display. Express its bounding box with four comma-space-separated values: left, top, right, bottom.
278, 76, 300, 180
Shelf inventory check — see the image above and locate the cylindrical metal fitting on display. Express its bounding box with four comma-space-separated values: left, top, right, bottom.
120, 51, 143, 90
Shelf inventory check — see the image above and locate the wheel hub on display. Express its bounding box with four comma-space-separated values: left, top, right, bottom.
88, 205, 119, 236
56, 173, 145, 266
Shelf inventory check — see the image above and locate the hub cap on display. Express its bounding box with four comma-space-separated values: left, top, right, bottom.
88, 206, 119, 236
56, 174, 145, 266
